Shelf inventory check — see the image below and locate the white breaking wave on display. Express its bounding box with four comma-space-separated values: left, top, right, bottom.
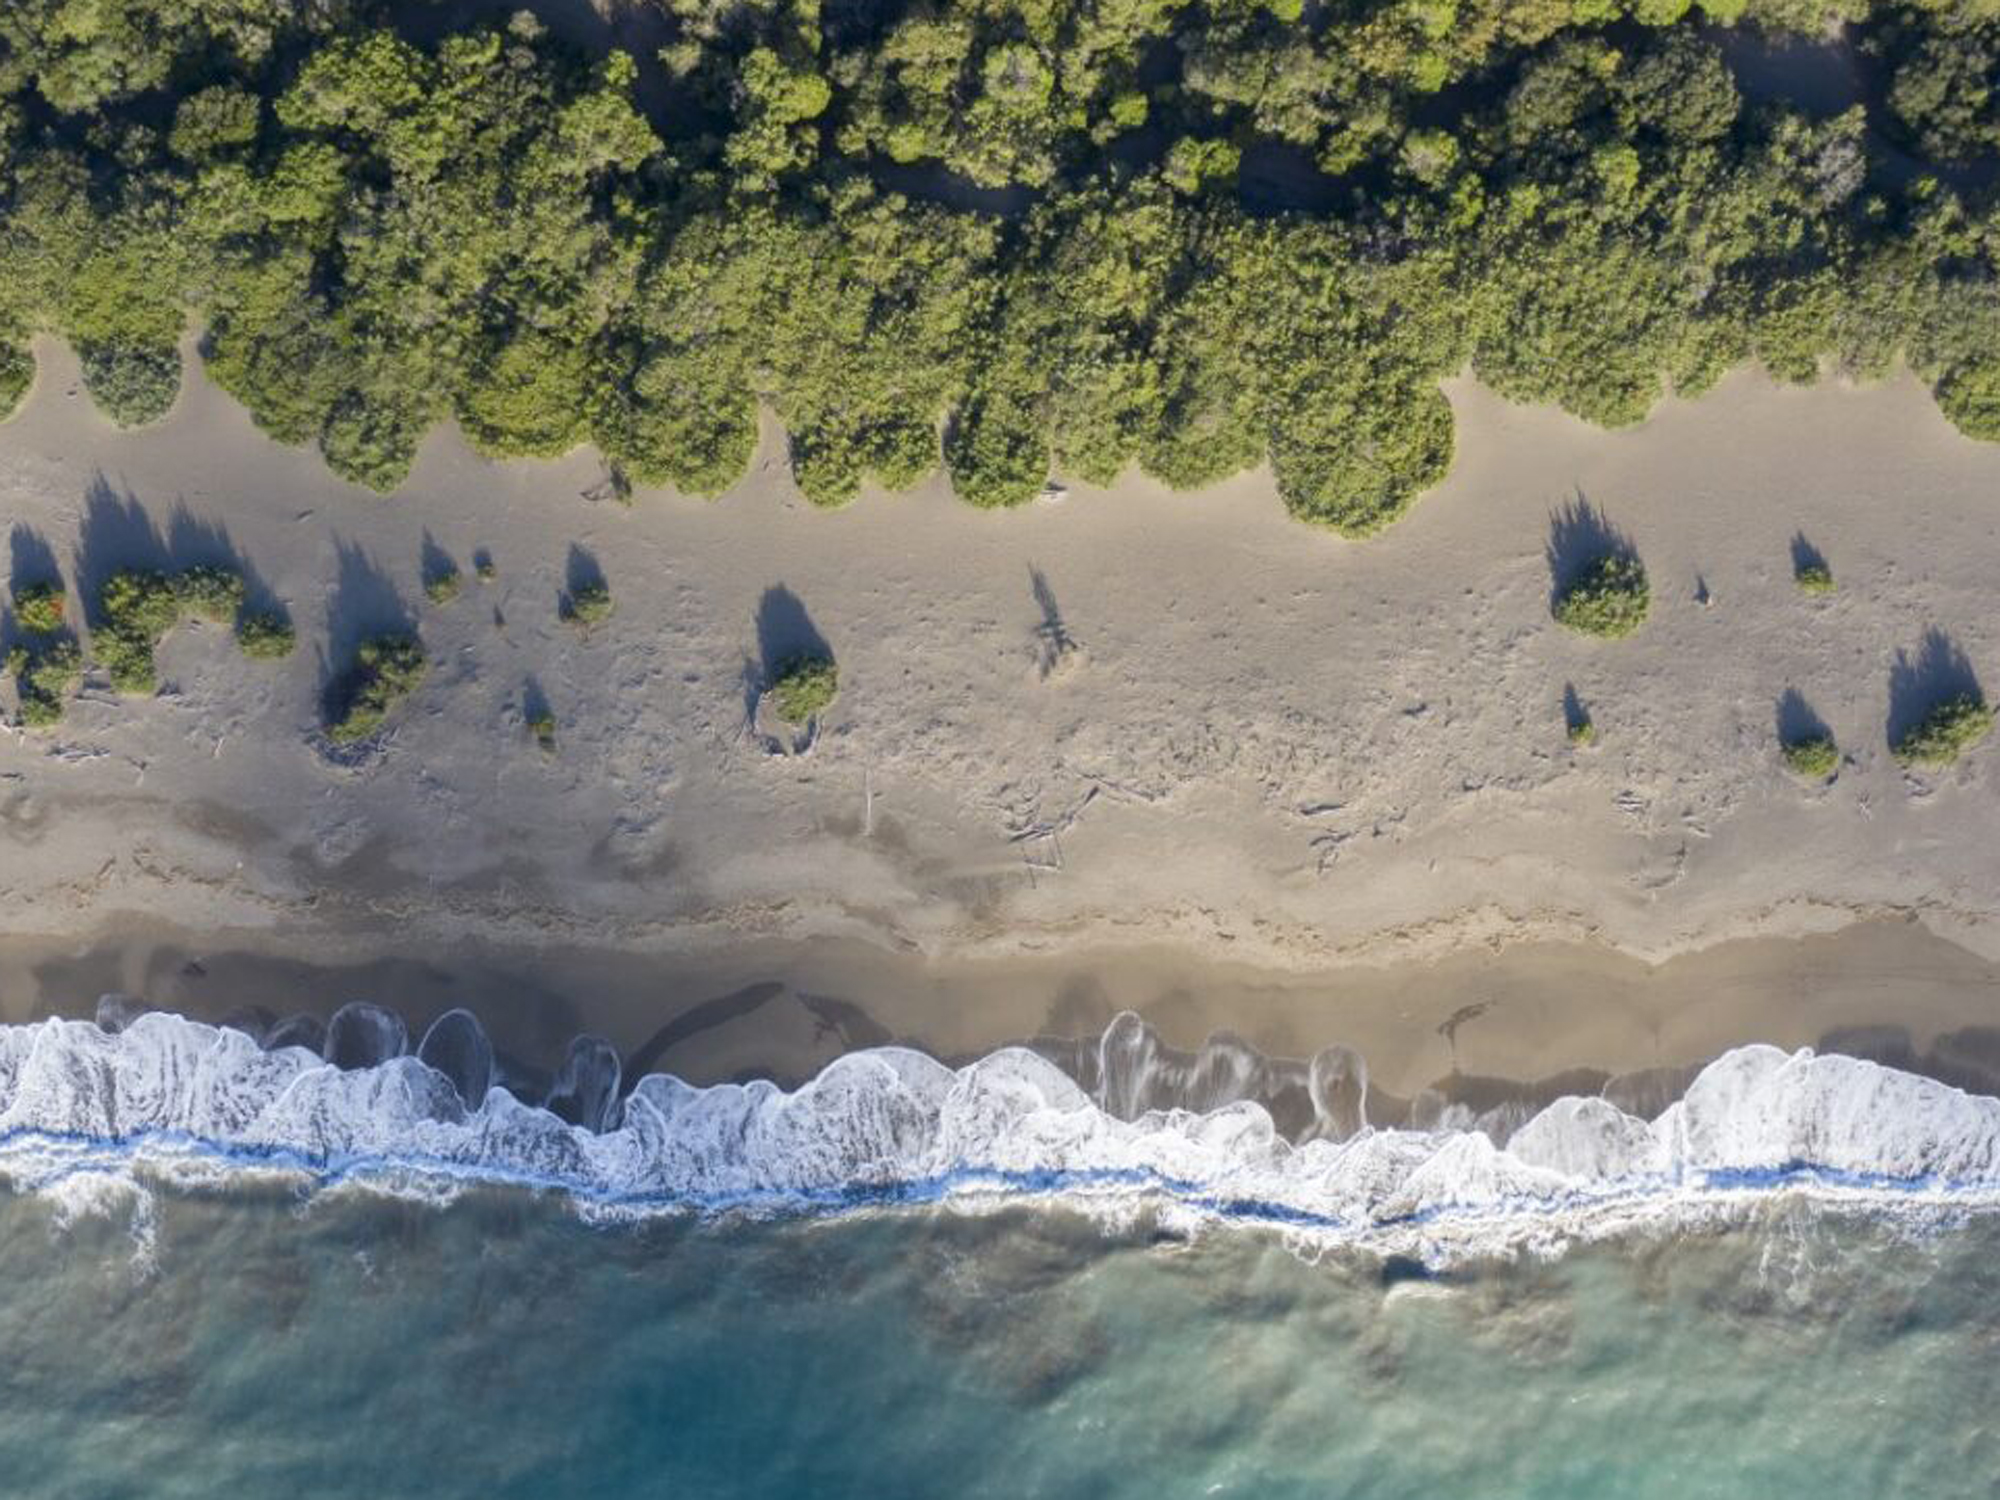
3, 1011, 2000, 1265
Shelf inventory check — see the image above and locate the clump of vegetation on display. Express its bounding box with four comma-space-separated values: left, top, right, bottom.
5, 640, 83, 728
18, 5, 2000, 529
12, 581, 65, 634
325, 634, 428, 744
1553, 557, 1650, 639
1781, 734, 1839, 779
562, 580, 613, 628
236, 610, 296, 660
527, 708, 556, 752
95, 564, 252, 692
173, 565, 246, 623
475, 555, 498, 582
1892, 695, 1995, 768
1794, 561, 1834, 595
770, 653, 838, 724
424, 564, 462, 605
1567, 716, 1596, 747
94, 569, 185, 693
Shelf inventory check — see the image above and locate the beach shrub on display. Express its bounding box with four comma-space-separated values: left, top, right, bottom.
12, 581, 65, 635
6, 640, 83, 727
95, 569, 183, 693
562, 580, 613, 628
424, 565, 462, 605
771, 653, 838, 723
0, 343, 32, 419
326, 634, 427, 744
1568, 716, 1596, 747
77, 344, 182, 427
527, 709, 556, 752
475, 555, 497, 582
1892, 695, 1995, 768
95, 565, 249, 691
1794, 561, 1834, 595
1781, 733, 1839, 778
1553, 557, 1651, 639
236, 610, 296, 660
174, 565, 246, 623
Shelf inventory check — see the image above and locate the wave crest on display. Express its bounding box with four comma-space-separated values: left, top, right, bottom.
4, 1012, 1999, 1264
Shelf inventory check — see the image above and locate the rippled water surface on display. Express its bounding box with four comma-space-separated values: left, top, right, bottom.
4, 1189, 1997, 1499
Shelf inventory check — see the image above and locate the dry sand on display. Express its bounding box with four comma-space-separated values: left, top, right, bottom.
4, 337, 2000, 1093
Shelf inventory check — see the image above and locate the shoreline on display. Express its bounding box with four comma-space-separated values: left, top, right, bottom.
7, 913, 2000, 1107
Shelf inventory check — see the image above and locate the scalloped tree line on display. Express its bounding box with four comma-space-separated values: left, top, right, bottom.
4, 7, 2000, 534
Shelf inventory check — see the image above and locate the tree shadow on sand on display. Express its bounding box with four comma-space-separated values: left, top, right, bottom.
9, 525, 60, 594
1776, 687, 1831, 747
326, 538, 415, 662
1545, 495, 1638, 606
318, 539, 416, 728
522, 675, 551, 726
1887, 627, 1984, 746
1561, 682, 1590, 736
74, 476, 278, 621
420, 531, 458, 591
755, 584, 830, 679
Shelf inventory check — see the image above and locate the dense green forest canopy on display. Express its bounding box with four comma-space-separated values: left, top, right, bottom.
3, 0, 2000, 531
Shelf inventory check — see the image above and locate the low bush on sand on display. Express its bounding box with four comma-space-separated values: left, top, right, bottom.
174, 565, 246, 622
1553, 556, 1649, 638
1892, 695, 1994, 768
562, 579, 613, 627
95, 569, 184, 693
425, 565, 463, 605
6, 639, 83, 727
95, 564, 257, 691
1794, 561, 1834, 595
12, 580, 65, 634
326, 634, 427, 744
236, 610, 296, 660
1781, 733, 1839, 778
771, 653, 838, 723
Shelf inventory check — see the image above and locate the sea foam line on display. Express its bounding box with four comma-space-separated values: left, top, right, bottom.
4, 1011, 2000, 1263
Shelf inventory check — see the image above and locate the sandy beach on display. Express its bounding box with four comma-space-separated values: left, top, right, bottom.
5, 336, 2000, 1102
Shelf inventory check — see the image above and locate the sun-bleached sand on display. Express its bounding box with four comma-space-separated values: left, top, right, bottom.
4, 336, 2000, 1095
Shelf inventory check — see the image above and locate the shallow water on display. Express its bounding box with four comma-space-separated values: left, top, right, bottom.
3, 1190, 1997, 1499
7, 1010, 2000, 1495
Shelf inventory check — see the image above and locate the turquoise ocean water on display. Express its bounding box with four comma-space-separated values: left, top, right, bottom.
3, 1191, 1997, 1499
3, 1009, 1999, 1497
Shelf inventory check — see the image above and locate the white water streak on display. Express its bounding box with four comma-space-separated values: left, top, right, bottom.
3, 1013, 1999, 1266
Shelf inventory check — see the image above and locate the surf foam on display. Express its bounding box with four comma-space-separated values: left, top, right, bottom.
3, 1011, 1998, 1265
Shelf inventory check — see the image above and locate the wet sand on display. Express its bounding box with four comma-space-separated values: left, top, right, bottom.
6, 913, 1999, 1108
